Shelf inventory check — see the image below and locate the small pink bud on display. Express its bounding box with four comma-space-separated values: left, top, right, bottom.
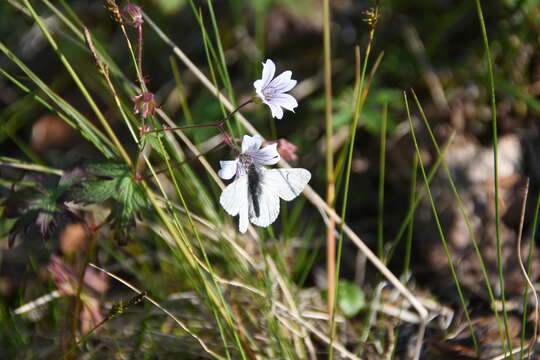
132, 92, 159, 119
222, 132, 236, 148
138, 124, 151, 136
274, 138, 299, 161
121, 3, 143, 27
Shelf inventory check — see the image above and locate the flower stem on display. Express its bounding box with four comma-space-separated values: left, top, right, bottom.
137, 24, 143, 85
323, 0, 336, 331
148, 98, 253, 135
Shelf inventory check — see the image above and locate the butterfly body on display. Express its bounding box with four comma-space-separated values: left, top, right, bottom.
247, 164, 262, 217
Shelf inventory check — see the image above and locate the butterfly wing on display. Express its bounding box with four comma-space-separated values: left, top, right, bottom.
248, 172, 280, 227
220, 168, 311, 232
248, 168, 311, 228
220, 175, 250, 233
262, 168, 311, 201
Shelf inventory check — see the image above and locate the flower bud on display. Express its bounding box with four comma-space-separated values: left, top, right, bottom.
132, 92, 159, 119
121, 3, 143, 27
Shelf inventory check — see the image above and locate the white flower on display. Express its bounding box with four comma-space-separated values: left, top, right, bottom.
219, 135, 311, 233
253, 59, 298, 119
218, 135, 280, 180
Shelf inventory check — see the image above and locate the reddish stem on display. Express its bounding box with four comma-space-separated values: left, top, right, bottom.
137, 24, 144, 86
148, 98, 253, 135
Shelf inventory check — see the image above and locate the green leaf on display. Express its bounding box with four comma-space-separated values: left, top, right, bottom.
86, 161, 130, 178
56, 168, 84, 197
337, 280, 366, 318
112, 176, 147, 226
141, 132, 170, 160
72, 179, 119, 204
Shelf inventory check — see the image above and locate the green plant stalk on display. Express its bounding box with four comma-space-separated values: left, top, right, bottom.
187, 2, 238, 137
205, 0, 235, 104
254, 0, 267, 62
152, 134, 248, 359
403, 154, 418, 275
377, 102, 388, 258
411, 90, 507, 351
474, 1, 514, 357
0, 95, 37, 145
404, 92, 479, 354
8, 2, 247, 354
258, 245, 298, 357
520, 193, 540, 358
385, 135, 455, 263
41, 0, 124, 81
322, 0, 337, 333
83, 28, 139, 146
195, 7, 237, 138
147, 109, 255, 357
359, 282, 384, 346
0, 48, 116, 158
170, 57, 195, 127
145, 159, 237, 358
0, 124, 44, 165
23, 0, 132, 166
332, 50, 384, 198
140, 178, 242, 359
0, 156, 63, 176
331, 11, 378, 355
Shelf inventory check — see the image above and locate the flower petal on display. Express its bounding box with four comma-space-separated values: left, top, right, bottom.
250, 143, 280, 165
241, 135, 263, 154
271, 93, 298, 112
260, 59, 276, 88
253, 79, 264, 93
266, 102, 284, 119
218, 160, 239, 180
268, 71, 297, 93
253, 83, 266, 102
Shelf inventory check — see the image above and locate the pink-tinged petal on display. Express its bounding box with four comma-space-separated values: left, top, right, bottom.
218, 160, 239, 180
267, 102, 284, 119
268, 71, 297, 93
260, 59, 276, 88
241, 135, 263, 153
272, 93, 298, 111
250, 143, 280, 165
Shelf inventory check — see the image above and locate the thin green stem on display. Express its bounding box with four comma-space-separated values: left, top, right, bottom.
474, 1, 514, 357
331, 7, 379, 357
152, 136, 247, 360
23, 0, 132, 166
411, 90, 506, 351
323, 0, 337, 340
385, 135, 454, 264
404, 92, 479, 355
147, 99, 252, 135
377, 102, 388, 258
520, 193, 540, 358
403, 152, 418, 276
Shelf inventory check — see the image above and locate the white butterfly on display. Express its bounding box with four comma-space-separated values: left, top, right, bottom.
219, 135, 311, 233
